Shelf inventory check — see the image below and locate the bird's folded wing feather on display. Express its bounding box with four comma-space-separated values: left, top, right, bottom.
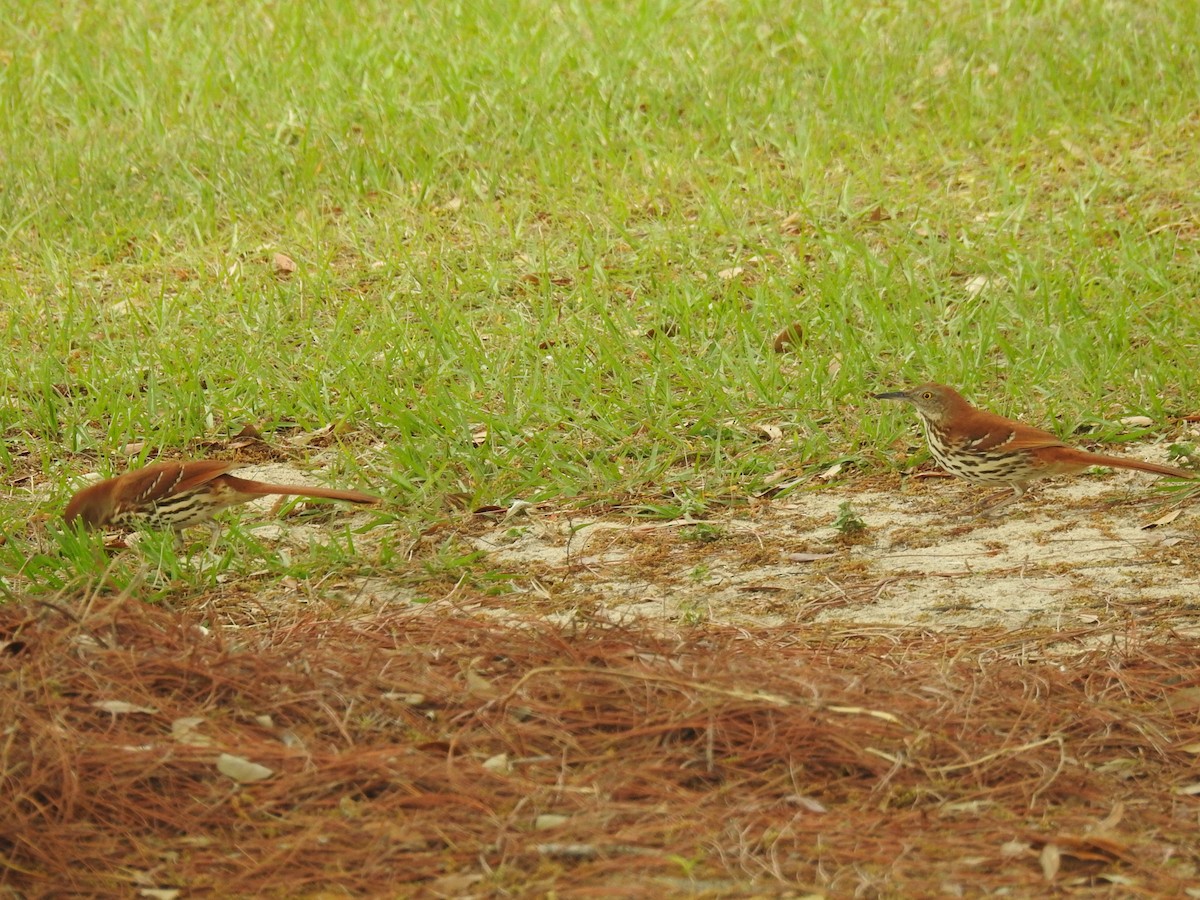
960, 414, 1067, 453
123, 461, 239, 505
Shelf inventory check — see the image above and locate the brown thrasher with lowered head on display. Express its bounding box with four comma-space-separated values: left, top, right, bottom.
873, 383, 1192, 507
64, 460, 378, 531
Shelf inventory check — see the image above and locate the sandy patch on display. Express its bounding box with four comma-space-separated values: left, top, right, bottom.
452, 459, 1199, 632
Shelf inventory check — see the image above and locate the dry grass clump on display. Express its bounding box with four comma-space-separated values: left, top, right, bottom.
1, 596, 1197, 895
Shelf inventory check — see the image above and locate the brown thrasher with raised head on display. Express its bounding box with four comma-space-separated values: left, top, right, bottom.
874, 383, 1192, 508
64, 460, 378, 531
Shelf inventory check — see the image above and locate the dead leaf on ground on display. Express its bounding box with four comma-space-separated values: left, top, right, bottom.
772, 322, 804, 353
1090, 802, 1125, 833
107, 297, 144, 317
717, 266, 744, 281
817, 462, 845, 480
963, 275, 992, 297
286, 421, 351, 447
216, 753, 274, 783
93, 700, 158, 715
505, 499, 534, 519
536, 843, 600, 859
172, 717, 215, 747
482, 753, 511, 774
1030, 832, 1135, 865
233, 423, 263, 440
465, 662, 498, 698
519, 272, 573, 288
1119, 415, 1154, 427
779, 212, 805, 234
273, 252, 297, 277
198, 423, 267, 453
1141, 508, 1182, 530
1039, 842, 1061, 881
1000, 839, 1032, 859
751, 423, 784, 443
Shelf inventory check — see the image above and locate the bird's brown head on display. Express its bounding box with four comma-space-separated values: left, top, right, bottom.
872, 383, 968, 427
63, 480, 116, 529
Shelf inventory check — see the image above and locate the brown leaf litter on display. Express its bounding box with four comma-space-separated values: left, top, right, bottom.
1, 596, 1197, 895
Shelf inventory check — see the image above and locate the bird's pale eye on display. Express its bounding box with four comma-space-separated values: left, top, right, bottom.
921, 391, 933, 400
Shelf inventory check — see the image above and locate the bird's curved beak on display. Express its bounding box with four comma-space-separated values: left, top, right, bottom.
871, 390, 911, 401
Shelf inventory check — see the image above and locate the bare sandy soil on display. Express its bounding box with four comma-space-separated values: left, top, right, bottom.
227, 447, 1200, 637
466, 476, 1195, 630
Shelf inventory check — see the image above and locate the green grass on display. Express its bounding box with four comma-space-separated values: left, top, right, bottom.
3, 0, 1200, 590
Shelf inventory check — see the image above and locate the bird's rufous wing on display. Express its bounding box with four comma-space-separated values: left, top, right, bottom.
118, 460, 242, 507
955, 411, 1068, 453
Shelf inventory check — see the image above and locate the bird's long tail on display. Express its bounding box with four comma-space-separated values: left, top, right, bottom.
1051, 448, 1192, 480
222, 475, 378, 504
